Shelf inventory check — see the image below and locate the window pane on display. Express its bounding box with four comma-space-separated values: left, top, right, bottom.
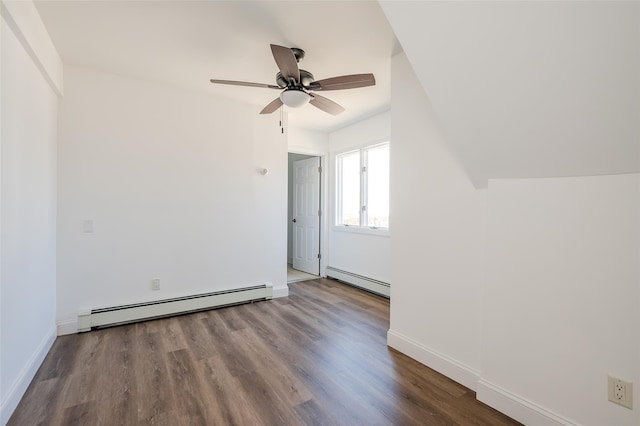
338, 151, 360, 226
366, 144, 389, 228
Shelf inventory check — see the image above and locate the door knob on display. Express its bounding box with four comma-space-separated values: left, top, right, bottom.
292, 219, 297, 223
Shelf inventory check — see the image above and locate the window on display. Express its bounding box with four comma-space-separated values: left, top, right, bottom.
336, 142, 389, 229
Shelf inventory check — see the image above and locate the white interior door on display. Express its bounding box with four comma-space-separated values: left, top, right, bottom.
292, 156, 320, 275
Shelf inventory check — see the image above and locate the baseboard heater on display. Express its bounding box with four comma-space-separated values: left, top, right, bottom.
325, 266, 390, 298
77, 284, 272, 332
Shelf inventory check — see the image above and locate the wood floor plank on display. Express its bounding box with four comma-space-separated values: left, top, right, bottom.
4, 377, 65, 426
131, 331, 175, 423
165, 349, 210, 425
216, 305, 247, 331
31, 336, 77, 383
176, 312, 220, 361
8, 279, 521, 426
157, 316, 190, 352
92, 333, 137, 426
229, 327, 314, 407
58, 332, 107, 409
196, 355, 267, 426
234, 370, 302, 425
201, 312, 255, 378
59, 401, 97, 425
292, 398, 341, 426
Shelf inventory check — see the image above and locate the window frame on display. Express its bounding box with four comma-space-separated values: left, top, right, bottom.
334, 141, 390, 236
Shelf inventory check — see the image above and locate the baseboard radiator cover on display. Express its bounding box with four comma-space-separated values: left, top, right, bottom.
78, 284, 272, 332
325, 266, 390, 298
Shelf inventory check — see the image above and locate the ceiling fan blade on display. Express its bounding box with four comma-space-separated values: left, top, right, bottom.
210, 79, 280, 89
270, 44, 300, 83
260, 97, 283, 114
309, 94, 345, 116
308, 73, 376, 91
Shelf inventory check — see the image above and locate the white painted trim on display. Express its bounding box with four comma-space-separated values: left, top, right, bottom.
288, 148, 329, 277
0, 0, 63, 96
288, 146, 326, 157
272, 284, 289, 298
331, 136, 391, 155
476, 379, 578, 426
332, 225, 390, 237
0, 325, 56, 425
387, 329, 480, 391
56, 318, 78, 336
326, 266, 390, 297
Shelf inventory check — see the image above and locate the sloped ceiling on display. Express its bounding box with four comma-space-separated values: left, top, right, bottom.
381, 1, 640, 188
34, 1, 398, 132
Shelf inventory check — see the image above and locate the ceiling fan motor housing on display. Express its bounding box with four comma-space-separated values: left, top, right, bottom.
276, 70, 314, 88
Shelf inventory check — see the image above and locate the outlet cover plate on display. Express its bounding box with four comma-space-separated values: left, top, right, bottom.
608, 375, 633, 409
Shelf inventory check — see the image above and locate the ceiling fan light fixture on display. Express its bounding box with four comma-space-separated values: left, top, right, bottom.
280, 89, 310, 108
211, 45, 374, 116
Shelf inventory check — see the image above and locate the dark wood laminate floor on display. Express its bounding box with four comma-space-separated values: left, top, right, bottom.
9, 279, 520, 426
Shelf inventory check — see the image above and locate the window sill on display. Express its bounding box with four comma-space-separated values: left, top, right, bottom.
332, 225, 390, 237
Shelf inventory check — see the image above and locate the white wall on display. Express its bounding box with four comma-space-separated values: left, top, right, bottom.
1, 6, 59, 423
389, 49, 640, 425
381, 1, 640, 188
329, 111, 390, 153
387, 52, 485, 388
0, 0, 63, 96
327, 111, 391, 283
288, 126, 329, 156
57, 66, 287, 331
479, 174, 640, 425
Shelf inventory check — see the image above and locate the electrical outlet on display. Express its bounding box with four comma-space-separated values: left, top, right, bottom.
608, 375, 633, 409
151, 279, 160, 291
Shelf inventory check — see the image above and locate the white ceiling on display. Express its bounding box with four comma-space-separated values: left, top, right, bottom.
35, 0, 398, 132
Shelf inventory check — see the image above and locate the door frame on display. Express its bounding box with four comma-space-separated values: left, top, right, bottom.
288, 148, 328, 277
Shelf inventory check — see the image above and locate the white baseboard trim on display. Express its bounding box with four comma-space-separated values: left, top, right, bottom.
476, 379, 577, 426
56, 318, 78, 336
0, 325, 56, 425
326, 266, 389, 297
387, 329, 479, 391
272, 284, 289, 298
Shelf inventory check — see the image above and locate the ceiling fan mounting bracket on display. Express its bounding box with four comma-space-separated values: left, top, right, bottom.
290, 47, 305, 63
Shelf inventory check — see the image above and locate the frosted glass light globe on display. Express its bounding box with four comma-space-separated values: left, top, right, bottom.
280, 89, 310, 108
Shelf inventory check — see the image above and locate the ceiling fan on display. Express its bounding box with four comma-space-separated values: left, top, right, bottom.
210, 44, 375, 116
